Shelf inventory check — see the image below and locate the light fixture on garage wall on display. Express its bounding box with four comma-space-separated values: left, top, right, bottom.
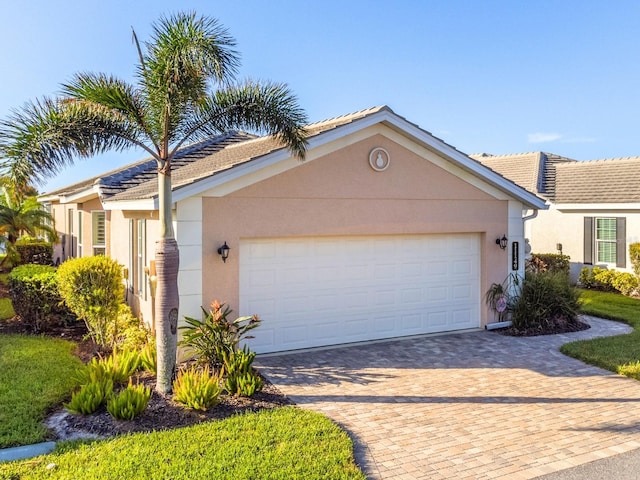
496, 235, 508, 250
217, 242, 230, 262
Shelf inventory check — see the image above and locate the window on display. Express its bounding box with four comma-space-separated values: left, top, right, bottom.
92, 211, 106, 255
128, 218, 147, 300
68, 208, 75, 258
595, 218, 616, 264
77, 211, 83, 258
137, 219, 147, 299
584, 217, 626, 267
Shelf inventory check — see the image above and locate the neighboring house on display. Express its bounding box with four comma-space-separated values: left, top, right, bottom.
40, 106, 545, 353
473, 152, 640, 281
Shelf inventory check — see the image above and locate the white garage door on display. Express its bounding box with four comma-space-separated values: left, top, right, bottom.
240, 234, 480, 353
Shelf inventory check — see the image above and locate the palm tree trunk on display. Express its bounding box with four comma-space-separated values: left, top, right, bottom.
155, 168, 179, 394
154, 238, 179, 393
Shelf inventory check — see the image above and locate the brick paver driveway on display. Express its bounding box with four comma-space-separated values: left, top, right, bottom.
256, 317, 640, 479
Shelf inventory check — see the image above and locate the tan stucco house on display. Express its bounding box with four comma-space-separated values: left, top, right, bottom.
473, 152, 640, 281
40, 106, 545, 353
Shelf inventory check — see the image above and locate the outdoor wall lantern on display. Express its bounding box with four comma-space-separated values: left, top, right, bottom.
496, 235, 508, 250
217, 242, 230, 262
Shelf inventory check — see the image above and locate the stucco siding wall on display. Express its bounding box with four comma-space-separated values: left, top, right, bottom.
526, 206, 640, 281
197, 134, 512, 327
109, 209, 160, 328
176, 197, 203, 328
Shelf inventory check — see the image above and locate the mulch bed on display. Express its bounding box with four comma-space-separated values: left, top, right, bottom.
494, 315, 590, 337
0, 315, 292, 442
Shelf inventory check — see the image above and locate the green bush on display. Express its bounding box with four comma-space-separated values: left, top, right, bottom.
510, 271, 580, 331
14, 237, 53, 266
578, 266, 596, 288
617, 361, 640, 380
106, 381, 151, 420
107, 304, 152, 351
630, 243, 640, 277
65, 378, 114, 415
180, 300, 261, 368
57, 256, 125, 346
611, 272, 639, 296
580, 266, 639, 296
73, 349, 141, 386
173, 365, 221, 410
527, 253, 571, 275
7, 264, 74, 331
222, 346, 263, 397
140, 343, 157, 375
101, 349, 142, 384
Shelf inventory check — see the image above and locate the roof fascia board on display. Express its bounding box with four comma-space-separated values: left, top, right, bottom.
555, 203, 640, 212
101, 198, 157, 211
58, 185, 100, 204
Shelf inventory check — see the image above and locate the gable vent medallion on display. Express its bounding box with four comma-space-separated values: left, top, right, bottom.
369, 147, 390, 172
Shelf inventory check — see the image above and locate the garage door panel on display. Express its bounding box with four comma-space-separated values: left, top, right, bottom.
241, 234, 480, 353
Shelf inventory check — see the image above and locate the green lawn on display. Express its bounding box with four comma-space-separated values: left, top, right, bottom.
0, 335, 83, 447
560, 289, 640, 374
0, 331, 364, 478
0, 407, 365, 480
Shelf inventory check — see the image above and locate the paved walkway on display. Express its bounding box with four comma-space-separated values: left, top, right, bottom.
256, 317, 640, 479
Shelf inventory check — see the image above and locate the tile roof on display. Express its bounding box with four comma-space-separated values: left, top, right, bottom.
470, 152, 576, 200
472, 152, 640, 204
44, 106, 389, 202
554, 157, 640, 203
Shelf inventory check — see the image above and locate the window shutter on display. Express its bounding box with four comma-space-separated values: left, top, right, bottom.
584, 217, 594, 264
616, 217, 626, 268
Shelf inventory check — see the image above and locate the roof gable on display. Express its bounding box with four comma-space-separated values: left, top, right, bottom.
42, 106, 546, 211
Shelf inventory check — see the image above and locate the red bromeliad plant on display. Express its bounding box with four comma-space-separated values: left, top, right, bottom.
179, 300, 260, 369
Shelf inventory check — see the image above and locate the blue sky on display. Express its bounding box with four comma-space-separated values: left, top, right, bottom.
2, 1, 639, 192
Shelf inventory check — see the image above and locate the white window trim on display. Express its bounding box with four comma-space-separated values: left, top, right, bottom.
595, 217, 617, 265
91, 210, 106, 256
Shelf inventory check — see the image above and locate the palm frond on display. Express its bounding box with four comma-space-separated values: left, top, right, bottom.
138, 12, 241, 147
62, 73, 154, 147
186, 80, 309, 159
0, 97, 146, 185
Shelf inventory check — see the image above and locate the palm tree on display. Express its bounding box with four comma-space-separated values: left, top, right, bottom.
0, 12, 308, 393
0, 189, 57, 267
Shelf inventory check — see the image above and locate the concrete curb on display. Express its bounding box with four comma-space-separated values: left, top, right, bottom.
0, 441, 56, 463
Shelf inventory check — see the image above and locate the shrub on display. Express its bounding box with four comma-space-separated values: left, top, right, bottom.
107, 304, 152, 351
180, 300, 261, 368
106, 381, 151, 420
102, 349, 142, 384
7, 264, 74, 331
611, 272, 639, 297
140, 343, 157, 375
57, 256, 125, 346
510, 271, 580, 331
581, 266, 638, 296
173, 365, 221, 410
74, 349, 141, 386
618, 361, 640, 381
630, 243, 640, 277
222, 346, 263, 397
73, 357, 113, 386
578, 266, 596, 288
65, 378, 114, 415
593, 268, 617, 291
14, 237, 53, 266
527, 253, 570, 275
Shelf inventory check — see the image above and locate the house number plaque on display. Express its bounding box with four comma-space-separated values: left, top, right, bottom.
512, 241, 519, 271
